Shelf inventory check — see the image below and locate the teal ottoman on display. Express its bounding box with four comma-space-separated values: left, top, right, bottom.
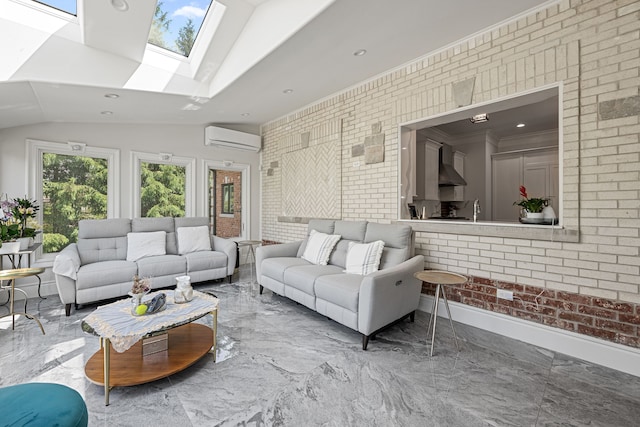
0, 382, 88, 427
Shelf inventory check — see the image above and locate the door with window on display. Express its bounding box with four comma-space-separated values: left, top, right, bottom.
209, 169, 242, 238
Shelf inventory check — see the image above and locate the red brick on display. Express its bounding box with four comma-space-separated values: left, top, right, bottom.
525, 306, 556, 317
559, 312, 593, 325
523, 286, 554, 298
543, 318, 576, 332
471, 276, 493, 286
452, 289, 473, 299
615, 334, 640, 348
619, 313, 640, 325
498, 282, 526, 293
577, 325, 616, 341
513, 310, 541, 322
462, 297, 485, 309
592, 298, 633, 313
577, 305, 617, 319
595, 319, 635, 334
487, 303, 512, 315
556, 291, 592, 306
463, 283, 489, 292
472, 292, 497, 303
541, 298, 576, 311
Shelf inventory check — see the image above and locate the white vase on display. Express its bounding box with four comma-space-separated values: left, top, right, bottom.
0, 241, 21, 254
174, 275, 193, 303
525, 212, 544, 219
542, 205, 556, 220
17, 237, 33, 250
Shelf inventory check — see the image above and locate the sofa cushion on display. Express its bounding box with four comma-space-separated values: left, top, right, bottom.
77, 237, 128, 265
126, 231, 166, 261
344, 240, 385, 275
283, 264, 343, 296
177, 226, 211, 254
76, 260, 138, 289
314, 274, 363, 312
131, 217, 177, 254
301, 230, 341, 265
183, 250, 227, 273
78, 218, 131, 239
364, 223, 413, 269
297, 219, 336, 257
136, 254, 186, 278
262, 257, 310, 283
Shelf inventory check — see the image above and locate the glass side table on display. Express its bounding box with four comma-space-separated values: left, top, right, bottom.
237, 240, 261, 284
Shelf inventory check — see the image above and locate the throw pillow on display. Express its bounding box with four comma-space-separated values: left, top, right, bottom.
301, 229, 341, 265
344, 240, 385, 275
126, 231, 167, 262
176, 226, 211, 254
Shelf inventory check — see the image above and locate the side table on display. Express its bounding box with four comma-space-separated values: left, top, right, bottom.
237, 240, 261, 284
0, 267, 46, 334
0, 243, 45, 301
414, 270, 467, 356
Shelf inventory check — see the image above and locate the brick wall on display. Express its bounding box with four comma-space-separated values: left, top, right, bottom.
260, 0, 640, 348
214, 170, 241, 238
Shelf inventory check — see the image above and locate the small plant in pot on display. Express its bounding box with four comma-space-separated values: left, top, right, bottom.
513, 185, 549, 218
0, 197, 20, 252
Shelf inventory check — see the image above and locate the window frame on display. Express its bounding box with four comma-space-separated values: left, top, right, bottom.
130, 151, 196, 218
220, 182, 234, 215
27, 139, 120, 262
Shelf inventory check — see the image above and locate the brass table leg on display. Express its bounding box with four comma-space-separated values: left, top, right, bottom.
210, 308, 218, 362
104, 337, 111, 406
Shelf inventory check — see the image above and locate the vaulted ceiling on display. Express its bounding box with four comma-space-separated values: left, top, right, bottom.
0, 0, 551, 131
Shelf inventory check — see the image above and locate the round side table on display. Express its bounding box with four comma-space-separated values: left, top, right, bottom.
0, 267, 46, 334
414, 270, 467, 356
237, 240, 262, 284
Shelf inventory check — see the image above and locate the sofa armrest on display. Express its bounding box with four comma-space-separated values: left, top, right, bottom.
255, 241, 302, 281
358, 255, 425, 336
52, 243, 81, 306
212, 235, 237, 276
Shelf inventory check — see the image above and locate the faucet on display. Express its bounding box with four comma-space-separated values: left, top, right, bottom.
473, 199, 481, 222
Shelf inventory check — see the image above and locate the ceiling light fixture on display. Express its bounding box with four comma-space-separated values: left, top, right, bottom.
516, 123, 526, 128
110, 0, 129, 12
282, 89, 293, 94
470, 113, 489, 123
104, 93, 119, 99
241, 113, 250, 117
101, 111, 113, 115
353, 49, 367, 56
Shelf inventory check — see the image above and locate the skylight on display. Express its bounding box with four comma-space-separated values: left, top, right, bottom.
148, 0, 215, 57
33, 0, 76, 15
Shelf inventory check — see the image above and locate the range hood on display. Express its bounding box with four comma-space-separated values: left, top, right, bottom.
438, 144, 467, 187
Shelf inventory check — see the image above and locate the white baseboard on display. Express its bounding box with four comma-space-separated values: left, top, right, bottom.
419, 294, 640, 378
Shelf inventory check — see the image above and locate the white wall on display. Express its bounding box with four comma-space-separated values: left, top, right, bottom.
0, 121, 261, 244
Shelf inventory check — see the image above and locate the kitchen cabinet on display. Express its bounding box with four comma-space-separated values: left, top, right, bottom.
423, 139, 441, 200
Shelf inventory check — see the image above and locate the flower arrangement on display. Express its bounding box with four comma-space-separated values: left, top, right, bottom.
1, 197, 20, 244
130, 275, 151, 295
513, 185, 549, 214
12, 197, 39, 238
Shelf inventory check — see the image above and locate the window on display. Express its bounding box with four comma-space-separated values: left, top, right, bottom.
221, 183, 234, 215
32, 0, 76, 15
400, 85, 561, 225
28, 140, 120, 259
148, 0, 216, 57
131, 152, 195, 218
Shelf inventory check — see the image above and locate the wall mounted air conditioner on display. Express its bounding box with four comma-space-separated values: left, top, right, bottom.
204, 126, 261, 152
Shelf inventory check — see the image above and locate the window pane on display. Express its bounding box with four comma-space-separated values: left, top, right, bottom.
140, 162, 186, 217
209, 169, 241, 238
148, 0, 215, 57
33, 0, 77, 15
221, 183, 234, 214
42, 153, 108, 253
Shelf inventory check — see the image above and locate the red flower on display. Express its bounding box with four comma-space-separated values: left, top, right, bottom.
519, 185, 528, 199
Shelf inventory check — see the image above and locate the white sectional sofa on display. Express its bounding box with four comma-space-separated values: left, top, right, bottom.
53, 217, 236, 316
256, 220, 425, 349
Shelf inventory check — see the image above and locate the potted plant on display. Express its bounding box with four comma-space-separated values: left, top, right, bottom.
513, 185, 549, 219
12, 196, 39, 249
0, 197, 20, 254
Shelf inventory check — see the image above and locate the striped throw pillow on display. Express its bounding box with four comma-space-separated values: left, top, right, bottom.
301, 229, 341, 265
344, 240, 385, 275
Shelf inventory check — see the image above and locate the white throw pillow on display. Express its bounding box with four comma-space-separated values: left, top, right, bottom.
344, 240, 385, 275
126, 231, 167, 262
301, 229, 341, 265
176, 226, 211, 254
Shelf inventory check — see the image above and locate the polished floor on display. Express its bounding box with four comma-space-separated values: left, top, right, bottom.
1, 268, 640, 426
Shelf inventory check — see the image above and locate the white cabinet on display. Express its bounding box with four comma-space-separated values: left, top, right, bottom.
491, 148, 558, 222
423, 139, 441, 200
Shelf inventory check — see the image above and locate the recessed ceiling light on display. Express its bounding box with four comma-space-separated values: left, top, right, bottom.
353, 49, 367, 57
101, 111, 113, 115
104, 93, 119, 99
283, 89, 293, 94
111, 0, 129, 12
241, 113, 250, 117
516, 123, 526, 128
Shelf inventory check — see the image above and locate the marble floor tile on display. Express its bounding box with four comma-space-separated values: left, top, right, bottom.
0, 271, 637, 426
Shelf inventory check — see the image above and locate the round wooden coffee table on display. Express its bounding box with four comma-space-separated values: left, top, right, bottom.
414, 270, 467, 356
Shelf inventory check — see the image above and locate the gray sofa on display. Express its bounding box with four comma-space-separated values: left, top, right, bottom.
256, 220, 425, 349
53, 217, 236, 316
